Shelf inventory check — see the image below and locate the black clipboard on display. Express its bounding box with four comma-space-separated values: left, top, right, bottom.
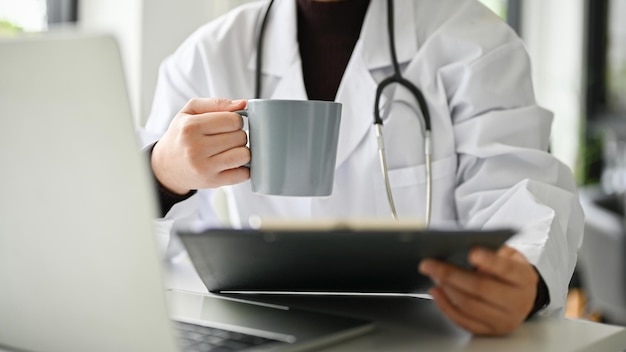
177, 223, 515, 294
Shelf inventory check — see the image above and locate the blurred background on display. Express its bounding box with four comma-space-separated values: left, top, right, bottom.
1, 0, 624, 326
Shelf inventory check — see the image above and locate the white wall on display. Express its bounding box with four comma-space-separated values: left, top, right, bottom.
521, 0, 586, 172
140, 1, 248, 127
80, 0, 255, 125
79, 0, 143, 121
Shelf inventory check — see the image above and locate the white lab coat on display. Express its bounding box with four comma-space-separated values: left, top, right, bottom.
143, 0, 584, 316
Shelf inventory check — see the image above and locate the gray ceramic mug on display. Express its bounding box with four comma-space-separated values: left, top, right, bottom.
238, 99, 342, 196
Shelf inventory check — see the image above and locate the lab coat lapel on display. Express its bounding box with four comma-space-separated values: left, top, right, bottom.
361, 0, 418, 70
334, 0, 418, 169
246, 0, 308, 99
334, 41, 379, 170
269, 60, 308, 100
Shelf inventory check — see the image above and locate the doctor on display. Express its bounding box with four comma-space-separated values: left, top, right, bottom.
144, 0, 584, 336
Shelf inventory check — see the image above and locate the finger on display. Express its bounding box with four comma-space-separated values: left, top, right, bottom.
193, 130, 248, 158
181, 111, 245, 136
183, 97, 246, 115
213, 167, 250, 187
469, 248, 531, 285
497, 245, 519, 258
439, 285, 511, 333
429, 287, 494, 336
498, 245, 530, 264
209, 146, 251, 172
420, 259, 507, 309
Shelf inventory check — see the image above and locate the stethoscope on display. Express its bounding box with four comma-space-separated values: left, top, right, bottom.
255, 0, 432, 227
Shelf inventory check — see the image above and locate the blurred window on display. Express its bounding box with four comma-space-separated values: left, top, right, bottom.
607, 0, 626, 113
479, 0, 521, 34
480, 0, 508, 18
0, 0, 47, 32
587, 0, 626, 119
585, 0, 626, 184
0, 0, 77, 34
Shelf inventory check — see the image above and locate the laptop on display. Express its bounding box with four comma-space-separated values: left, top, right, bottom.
0, 32, 372, 352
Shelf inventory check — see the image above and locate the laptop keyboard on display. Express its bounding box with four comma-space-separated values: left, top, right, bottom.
174, 320, 285, 352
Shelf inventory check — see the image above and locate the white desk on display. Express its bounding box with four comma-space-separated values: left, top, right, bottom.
165, 256, 626, 352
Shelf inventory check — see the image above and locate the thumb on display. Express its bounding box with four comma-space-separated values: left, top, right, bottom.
497, 245, 527, 263
183, 97, 246, 114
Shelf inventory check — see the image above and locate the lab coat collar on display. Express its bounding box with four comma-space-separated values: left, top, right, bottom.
361, 0, 419, 70
246, 0, 298, 78
247, 0, 419, 77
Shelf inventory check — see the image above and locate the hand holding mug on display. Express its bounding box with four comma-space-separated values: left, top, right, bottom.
152, 97, 342, 197
151, 98, 250, 195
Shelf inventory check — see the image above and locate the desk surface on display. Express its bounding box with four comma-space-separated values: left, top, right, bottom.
165, 256, 626, 352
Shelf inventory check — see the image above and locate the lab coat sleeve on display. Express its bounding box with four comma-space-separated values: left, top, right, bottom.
138, 4, 260, 257
138, 32, 214, 257
446, 38, 584, 316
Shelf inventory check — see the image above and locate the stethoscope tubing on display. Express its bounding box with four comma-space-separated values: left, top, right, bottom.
373, 0, 433, 226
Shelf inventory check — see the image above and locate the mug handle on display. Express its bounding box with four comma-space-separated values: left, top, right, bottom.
234, 109, 249, 131
234, 109, 250, 168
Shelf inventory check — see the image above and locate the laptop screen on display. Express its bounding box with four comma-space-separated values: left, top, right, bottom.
0, 32, 178, 352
